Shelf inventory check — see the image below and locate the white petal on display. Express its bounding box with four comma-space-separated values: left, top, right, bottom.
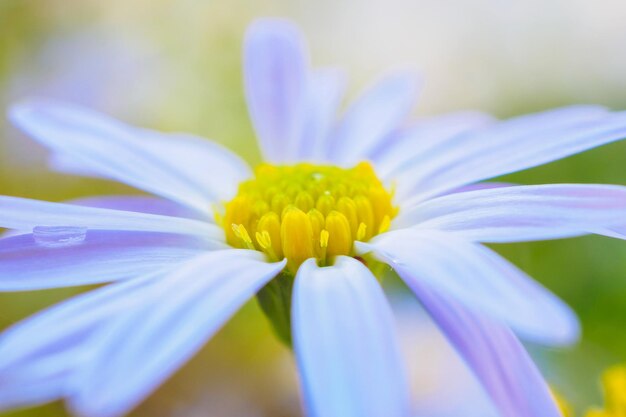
69, 250, 286, 417
391, 105, 626, 204
0, 230, 211, 290
328, 73, 419, 165
0, 274, 159, 373
372, 111, 495, 178
244, 18, 308, 163
296, 68, 346, 161
0, 371, 68, 411
358, 229, 579, 345
408, 277, 563, 417
395, 184, 626, 242
0, 195, 223, 240
9, 99, 251, 212
292, 257, 411, 417
0, 273, 164, 410
68, 195, 208, 221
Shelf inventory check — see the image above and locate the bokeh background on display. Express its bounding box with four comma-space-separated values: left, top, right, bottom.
1, 0, 626, 415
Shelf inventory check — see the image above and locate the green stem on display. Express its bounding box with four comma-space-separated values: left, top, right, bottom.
256, 271, 295, 347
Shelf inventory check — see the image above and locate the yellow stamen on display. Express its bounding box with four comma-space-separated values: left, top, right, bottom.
379, 215, 391, 234
356, 222, 367, 242
221, 162, 395, 273
319, 229, 329, 265
320, 229, 329, 248
231, 223, 254, 250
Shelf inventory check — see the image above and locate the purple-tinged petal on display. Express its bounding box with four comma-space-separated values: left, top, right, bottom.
438, 182, 514, 196
292, 257, 412, 417
357, 229, 579, 346
9, 99, 251, 212
394, 184, 626, 243
0, 272, 164, 410
0, 195, 223, 240
329, 73, 420, 165
296, 68, 346, 161
0, 230, 212, 290
0, 369, 68, 411
69, 250, 286, 417
407, 277, 562, 417
244, 18, 308, 163
372, 111, 495, 178
390, 105, 626, 204
0, 274, 157, 373
69, 195, 208, 221
49, 152, 101, 178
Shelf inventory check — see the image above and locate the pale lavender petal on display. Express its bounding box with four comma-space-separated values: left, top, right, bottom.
0, 273, 158, 374
69, 250, 286, 417
357, 229, 579, 346
69, 195, 208, 221
391, 105, 626, 204
329, 73, 419, 165
0, 195, 223, 240
372, 111, 495, 178
292, 257, 411, 417
49, 152, 101, 177
0, 370, 68, 411
438, 182, 514, 196
0, 230, 212, 290
407, 277, 562, 417
244, 18, 308, 163
394, 184, 626, 242
296, 68, 346, 161
0, 273, 163, 410
9, 99, 251, 212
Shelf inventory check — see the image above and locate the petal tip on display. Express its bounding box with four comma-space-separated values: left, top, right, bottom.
245, 17, 305, 49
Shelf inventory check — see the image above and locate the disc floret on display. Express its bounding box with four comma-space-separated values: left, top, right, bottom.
221, 162, 396, 273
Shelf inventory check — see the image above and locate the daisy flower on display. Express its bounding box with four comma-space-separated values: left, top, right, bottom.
2, 18, 626, 417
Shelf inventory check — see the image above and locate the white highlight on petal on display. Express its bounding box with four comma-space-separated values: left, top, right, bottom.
292, 257, 412, 417
358, 229, 580, 346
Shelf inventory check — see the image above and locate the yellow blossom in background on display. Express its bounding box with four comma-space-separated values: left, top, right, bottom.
585, 365, 626, 417
554, 389, 573, 417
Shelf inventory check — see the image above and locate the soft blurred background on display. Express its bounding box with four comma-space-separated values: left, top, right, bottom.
2, 0, 626, 415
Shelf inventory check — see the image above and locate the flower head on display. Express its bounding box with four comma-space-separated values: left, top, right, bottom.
2, 17, 626, 417
222, 162, 395, 271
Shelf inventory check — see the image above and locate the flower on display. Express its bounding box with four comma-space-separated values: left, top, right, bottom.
555, 364, 626, 417
2, 17, 626, 417
584, 365, 626, 417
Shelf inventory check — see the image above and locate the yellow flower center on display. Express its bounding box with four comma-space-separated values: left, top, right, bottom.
220, 162, 396, 273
